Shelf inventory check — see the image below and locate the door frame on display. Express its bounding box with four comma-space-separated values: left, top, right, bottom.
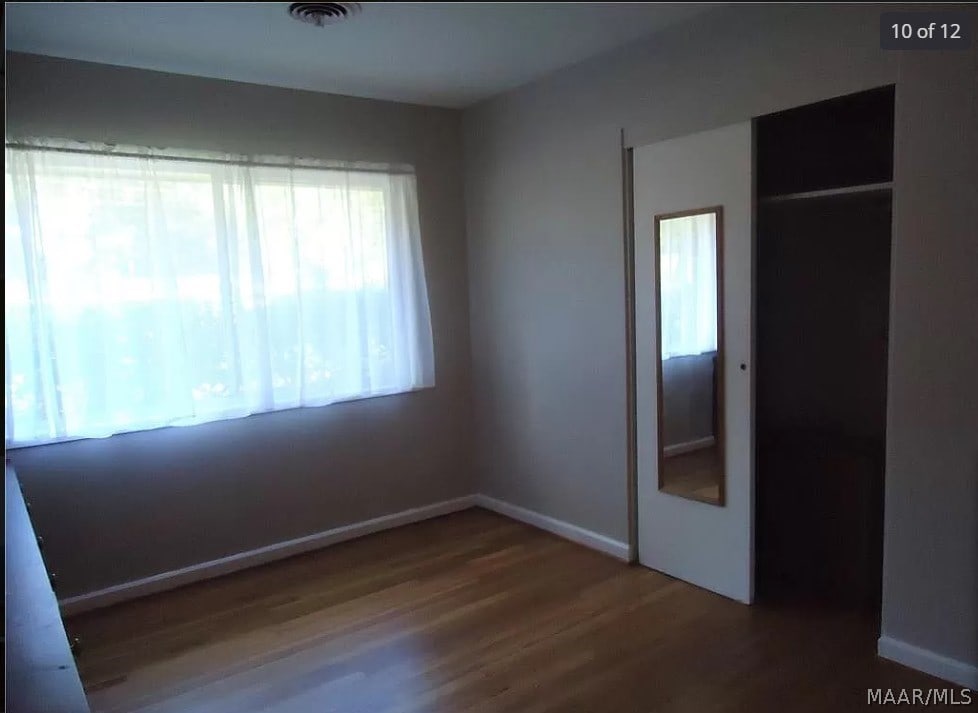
620, 132, 640, 563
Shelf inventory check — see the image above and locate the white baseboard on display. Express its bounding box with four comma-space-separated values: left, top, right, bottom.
474, 494, 630, 561
60, 493, 630, 616
663, 436, 715, 458
878, 636, 978, 690
59, 495, 477, 616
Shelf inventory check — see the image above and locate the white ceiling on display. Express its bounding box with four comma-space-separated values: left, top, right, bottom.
5, 2, 716, 108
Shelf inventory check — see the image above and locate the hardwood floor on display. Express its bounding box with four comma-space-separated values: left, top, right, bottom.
68, 509, 957, 713
661, 446, 722, 504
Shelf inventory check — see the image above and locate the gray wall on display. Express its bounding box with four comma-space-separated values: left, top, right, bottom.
662, 353, 716, 448
464, 3, 976, 670
5, 52, 474, 598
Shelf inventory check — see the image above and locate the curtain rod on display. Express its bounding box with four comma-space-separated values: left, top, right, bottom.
4, 142, 416, 176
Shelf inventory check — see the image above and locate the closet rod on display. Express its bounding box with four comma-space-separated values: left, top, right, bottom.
759, 181, 893, 204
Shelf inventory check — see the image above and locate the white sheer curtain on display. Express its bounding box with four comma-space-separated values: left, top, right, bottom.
658, 212, 718, 359
4, 140, 434, 445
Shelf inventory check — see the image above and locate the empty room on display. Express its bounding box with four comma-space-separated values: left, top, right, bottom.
4, 3, 976, 711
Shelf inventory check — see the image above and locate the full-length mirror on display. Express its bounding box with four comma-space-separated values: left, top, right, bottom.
654, 207, 725, 506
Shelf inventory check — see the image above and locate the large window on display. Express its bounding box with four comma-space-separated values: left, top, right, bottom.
4, 141, 435, 446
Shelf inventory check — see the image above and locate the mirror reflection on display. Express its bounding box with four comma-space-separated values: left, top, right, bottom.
655, 208, 725, 505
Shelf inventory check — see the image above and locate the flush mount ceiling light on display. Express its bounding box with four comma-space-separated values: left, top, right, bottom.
288, 2, 362, 28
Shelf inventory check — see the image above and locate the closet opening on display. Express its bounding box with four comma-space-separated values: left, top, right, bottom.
754, 86, 894, 623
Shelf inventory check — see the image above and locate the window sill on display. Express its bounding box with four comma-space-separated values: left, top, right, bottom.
5, 383, 436, 451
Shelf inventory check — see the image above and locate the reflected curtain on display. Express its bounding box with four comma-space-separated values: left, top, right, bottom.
659, 212, 718, 359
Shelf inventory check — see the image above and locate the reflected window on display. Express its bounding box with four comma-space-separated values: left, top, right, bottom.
659, 212, 718, 359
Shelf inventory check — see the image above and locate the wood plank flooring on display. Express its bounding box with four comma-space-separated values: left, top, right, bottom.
660, 446, 722, 504
67, 509, 959, 712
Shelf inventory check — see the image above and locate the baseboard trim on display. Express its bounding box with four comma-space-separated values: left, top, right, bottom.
878, 636, 978, 690
59, 495, 477, 616
663, 436, 715, 458
60, 493, 631, 615
474, 494, 630, 561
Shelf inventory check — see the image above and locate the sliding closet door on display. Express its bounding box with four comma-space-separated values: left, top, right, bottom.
633, 123, 754, 603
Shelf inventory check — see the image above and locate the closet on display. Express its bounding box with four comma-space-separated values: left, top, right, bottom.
754, 86, 894, 612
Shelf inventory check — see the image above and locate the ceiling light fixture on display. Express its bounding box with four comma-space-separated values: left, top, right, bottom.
288, 2, 362, 28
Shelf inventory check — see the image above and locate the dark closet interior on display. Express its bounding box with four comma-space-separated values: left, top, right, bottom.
755, 86, 894, 613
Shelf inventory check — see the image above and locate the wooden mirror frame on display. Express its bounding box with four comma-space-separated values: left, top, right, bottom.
653, 206, 726, 507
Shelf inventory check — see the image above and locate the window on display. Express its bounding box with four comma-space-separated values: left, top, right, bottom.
4, 141, 435, 446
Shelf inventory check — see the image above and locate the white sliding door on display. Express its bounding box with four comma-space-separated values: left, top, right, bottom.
633, 122, 754, 603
